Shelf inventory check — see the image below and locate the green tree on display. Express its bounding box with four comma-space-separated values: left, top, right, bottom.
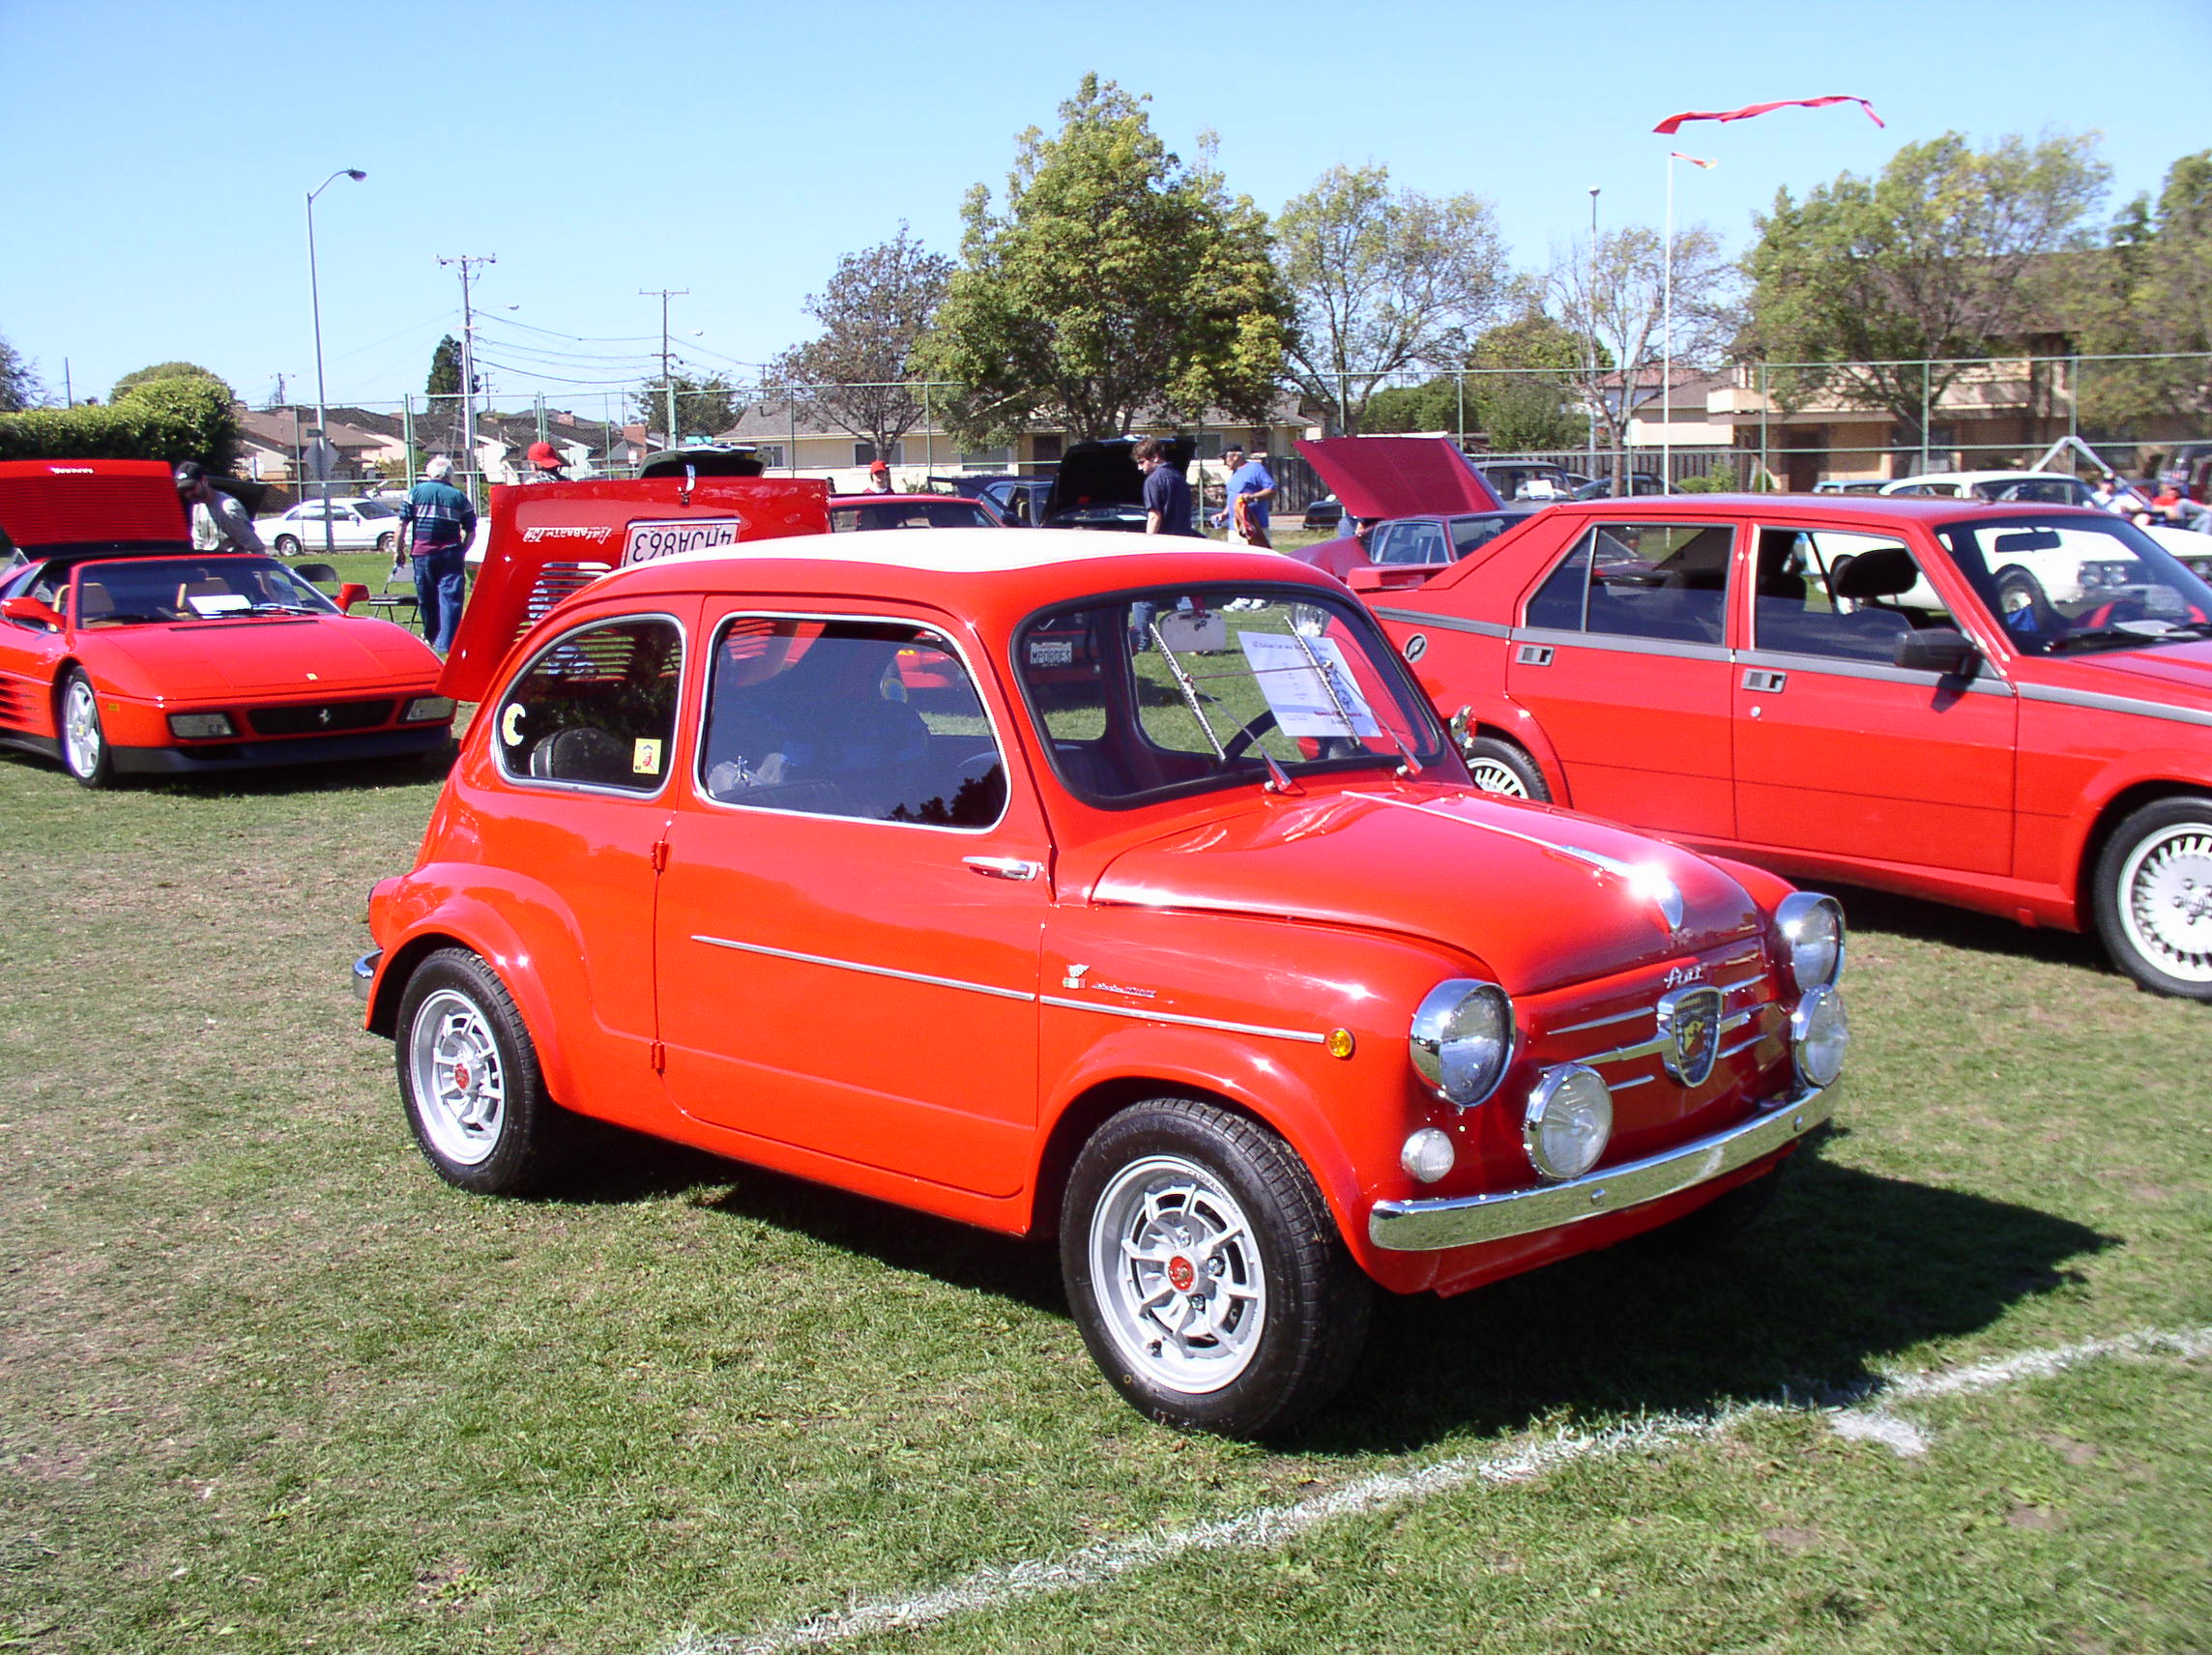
1275, 162, 1507, 434
1466, 310, 1588, 450
425, 334, 475, 398
111, 361, 234, 403
770, 224, 954, 462
2065, 151, 2212, 426
1741, 131, 2110, 443
0, 330, 40, 412
631, 372, 741, 442
919, 75, 1291, 446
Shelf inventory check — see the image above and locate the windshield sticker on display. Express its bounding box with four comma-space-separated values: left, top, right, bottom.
186, 594, 252, 616
631, 738, 663, 775
1237, 631, 1382, 740
622, 518, 741, 566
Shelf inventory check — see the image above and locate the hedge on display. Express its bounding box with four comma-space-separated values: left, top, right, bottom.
0, 377, 239, 472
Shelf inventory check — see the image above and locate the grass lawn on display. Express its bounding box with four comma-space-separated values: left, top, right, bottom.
1, 708, 2207, 1651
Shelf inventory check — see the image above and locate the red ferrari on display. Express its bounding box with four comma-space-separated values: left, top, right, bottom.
0, 459, 454, 786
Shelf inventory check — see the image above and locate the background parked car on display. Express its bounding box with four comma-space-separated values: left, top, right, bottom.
828, 494, 1003, 531
258, 497, 404, 556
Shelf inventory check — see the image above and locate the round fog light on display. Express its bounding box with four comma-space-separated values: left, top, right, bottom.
1790, 984, 1848, 1089
1522, 1064, 1613, 1182
1400, 1127, 1455, 1184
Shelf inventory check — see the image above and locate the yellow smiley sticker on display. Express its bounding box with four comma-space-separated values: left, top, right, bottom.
632, 738, 663, 774
501, 704, 525, 745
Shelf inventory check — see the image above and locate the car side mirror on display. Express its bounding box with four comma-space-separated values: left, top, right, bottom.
0, 595, 65, 630
1346, 566, 1390, 592
335, 583, 369, 614
1895, 626, 1977, 676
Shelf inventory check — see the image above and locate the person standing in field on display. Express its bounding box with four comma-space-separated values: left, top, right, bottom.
399, 455, 476, 655
1213, 444, 1277, 549
173, 462, 265, 555
1136, 439, 1198, 537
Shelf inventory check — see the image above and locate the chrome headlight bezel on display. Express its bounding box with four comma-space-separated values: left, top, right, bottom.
1409, 979, 1515, 1109
1774, 892, 1846, 994
1522, 1062, 1614, 1181
1790, 983, 1849, 1089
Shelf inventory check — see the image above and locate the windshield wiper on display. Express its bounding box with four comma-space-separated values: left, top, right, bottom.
2048, 622, 2209, 653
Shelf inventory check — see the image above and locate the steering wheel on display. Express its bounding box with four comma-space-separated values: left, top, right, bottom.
1221, 710, 1279, 760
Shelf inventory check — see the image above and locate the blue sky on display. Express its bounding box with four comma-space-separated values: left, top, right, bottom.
3, 0, 2207, 416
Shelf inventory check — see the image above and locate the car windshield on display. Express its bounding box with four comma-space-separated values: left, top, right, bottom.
1936, 515, 2212, 653
354, 500, 397, 518
72, 556, 339, 626
1015, 585, 1452, 806
830, 501, 995, 531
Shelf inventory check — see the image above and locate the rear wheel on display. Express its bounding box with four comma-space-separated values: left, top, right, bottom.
59, 671, 114, 789
1062, 1098, 1370, 1436
394, 947, 570, 1192
274, 534, 302, 556
1995, 566, 2049, 620
2093, 797, 2212, 1000
375, 531, 396, 555
1465, 736, 1551, 801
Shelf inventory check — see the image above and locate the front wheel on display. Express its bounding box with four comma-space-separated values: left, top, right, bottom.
394, 947, 570, 1192
59, 670, 114, 789
1995, 566, 2049, 620
274, 534, 302, 556
1062, 1098, 1371, 1436
2093, 797, 2212, 999
1465, 736, 1551, 801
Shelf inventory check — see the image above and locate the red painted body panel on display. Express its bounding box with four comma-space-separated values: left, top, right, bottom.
1366, 495, 2212, 938
364, 508, 1828, 1302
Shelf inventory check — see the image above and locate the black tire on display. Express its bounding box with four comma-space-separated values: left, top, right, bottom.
1995, 566, 2049, 622
375, 531, 396, 555
1652, 1160, 1786, 1251
2091, 796, 2212, 1001
57, 669, 114, 789
274, 534, 301, 556
1061, 1098, 1371, 1437
393, 947, 570, 1193
1464, 736, 1551, 801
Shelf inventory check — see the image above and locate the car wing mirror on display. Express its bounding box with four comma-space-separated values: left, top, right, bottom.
1895, 626, 1977, 676
1346, 566, 1390, 592
335, 582, 369, 614
0, 595, 65, 630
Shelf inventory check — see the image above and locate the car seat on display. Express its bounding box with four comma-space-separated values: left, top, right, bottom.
528, 724, 636, 787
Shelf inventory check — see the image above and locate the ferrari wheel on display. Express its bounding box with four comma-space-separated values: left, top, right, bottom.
395, 947, 569, 1193
2094, 797, 2212, 1000
1062, 1098, 1370, 1436
1466, 737, 1550, 801
59, 671, 114, 789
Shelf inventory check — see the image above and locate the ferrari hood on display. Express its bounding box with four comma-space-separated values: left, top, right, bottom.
83, 618, 440, 698
0, 459, 188, 548
1091, 785, 1763, 994
1295, 437, 1500, 520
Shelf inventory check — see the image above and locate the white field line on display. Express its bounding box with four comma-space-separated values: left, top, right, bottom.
663, 1324, 2212, 1655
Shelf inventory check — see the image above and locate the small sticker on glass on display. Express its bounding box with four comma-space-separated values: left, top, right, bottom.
632, 738, 663, 774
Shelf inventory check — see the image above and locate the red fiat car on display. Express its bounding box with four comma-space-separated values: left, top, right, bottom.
0, 459, 452, 784
354, 478, 1848, 1434
1354, 493, 2212, 1000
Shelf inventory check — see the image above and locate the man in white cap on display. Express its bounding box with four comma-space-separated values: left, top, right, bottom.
398, 455, 477, 654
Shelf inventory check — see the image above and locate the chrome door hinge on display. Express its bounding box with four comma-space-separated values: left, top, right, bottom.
651, 839, 670, 872
649, 1039, 666, 1073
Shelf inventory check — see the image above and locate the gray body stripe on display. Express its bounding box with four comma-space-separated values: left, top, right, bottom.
1512, 625, 1731, 664
2017, 681, 2212, 729
1735, 647, 2015, 697
1040, 996, 1326, 1045
691, 934, 1033, 1002
1373, 607, 1510, 639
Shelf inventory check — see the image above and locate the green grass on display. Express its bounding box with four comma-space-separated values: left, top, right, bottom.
0, 746, 2206, 1654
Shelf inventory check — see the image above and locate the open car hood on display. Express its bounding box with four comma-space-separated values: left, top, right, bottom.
1092, 784, 1761, 995
0, 459, 189, 549
1295, 437, 1501, 521
1044, 438, 1196, 523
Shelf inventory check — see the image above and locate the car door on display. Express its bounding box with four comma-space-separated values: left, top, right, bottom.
1504, 517, 1738, 838
1732, 525, 2016, 875
655, 604, 1049, 1200
0, 561, 68, 738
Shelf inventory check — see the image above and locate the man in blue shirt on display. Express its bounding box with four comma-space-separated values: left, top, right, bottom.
1136, 439, 1198, 537
1214, 444, 1276, 546
399, 455, 476, 655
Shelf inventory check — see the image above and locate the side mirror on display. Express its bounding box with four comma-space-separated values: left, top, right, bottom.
1347, 566, 1390, 592
1895, 626, 1978, 676
0, 595, 64, 630
335, 583, 369, 614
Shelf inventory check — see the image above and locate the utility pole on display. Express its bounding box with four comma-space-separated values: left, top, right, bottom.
439, 253, 496, 501
641, 287, 688, 447
1586, 188, 1601, 487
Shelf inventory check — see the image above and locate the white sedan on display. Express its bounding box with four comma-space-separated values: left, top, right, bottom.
255, 497, 405, 556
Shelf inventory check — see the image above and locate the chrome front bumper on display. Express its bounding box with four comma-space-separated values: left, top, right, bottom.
1368, 1083, 1835, 1252
352, 950, 382, 1002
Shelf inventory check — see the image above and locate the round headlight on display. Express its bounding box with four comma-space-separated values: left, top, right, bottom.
1410, 980, 1515, 1107
1790, 984, 1848, 1089
1774, 892, 1846, 992
1522, 1063, 1613, 1181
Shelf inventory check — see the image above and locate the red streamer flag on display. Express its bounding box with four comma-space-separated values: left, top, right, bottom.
1652, 96, 1884, 136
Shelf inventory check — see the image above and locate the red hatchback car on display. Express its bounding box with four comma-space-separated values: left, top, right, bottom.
355, 479, 1850, 1434
1356, 493, 2212, 1000
0, 459, 453, 785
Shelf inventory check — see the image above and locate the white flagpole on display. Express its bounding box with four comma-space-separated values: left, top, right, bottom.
1663, 151, 1674, 492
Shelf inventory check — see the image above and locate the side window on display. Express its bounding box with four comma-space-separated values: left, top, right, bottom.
1752, 529, 1956, 662
1449, 516, 1508, 560
494, 616, 683, 792
1526, 524, 1731, 644
1376, 522, 1447, 566
699, 617, 1006, 828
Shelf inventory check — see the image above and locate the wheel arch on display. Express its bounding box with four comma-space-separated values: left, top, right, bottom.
2076, 777, 2212, 922
366, 906, 583, 1110
1470, 713, 1566, 802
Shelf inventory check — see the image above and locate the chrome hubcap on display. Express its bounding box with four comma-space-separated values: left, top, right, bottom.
1468, 758, 1529, 798
1089, 1154, 1266, 1395
408, 990, 507, 1164
2120, 824, 2212, 983
62, 682, 101, 776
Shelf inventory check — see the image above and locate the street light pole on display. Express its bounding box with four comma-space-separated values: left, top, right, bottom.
1586, 187, 1600, 487
306, 167, 365, 560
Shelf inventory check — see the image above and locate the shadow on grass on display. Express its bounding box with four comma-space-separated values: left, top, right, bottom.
1824, 881, 2111, 977
548, 1119, 2109, 1443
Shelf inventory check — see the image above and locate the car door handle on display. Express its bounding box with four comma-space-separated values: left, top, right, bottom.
1515, 643, 1555, 667
964, 856, 1042, 882
1741, 669, 1788, 693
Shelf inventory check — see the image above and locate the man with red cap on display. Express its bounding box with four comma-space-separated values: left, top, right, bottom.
525, 440, 567, 482
865, 458, 893, 494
